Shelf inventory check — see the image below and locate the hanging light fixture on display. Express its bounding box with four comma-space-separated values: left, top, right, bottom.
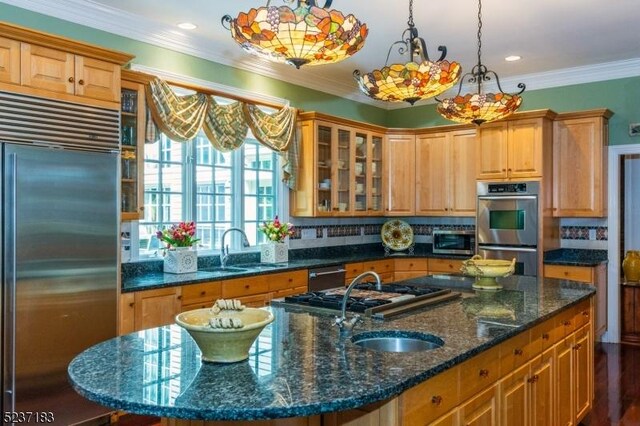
353, 0, 461, 105
222, 1, 368, 69
436, 0, 525, 125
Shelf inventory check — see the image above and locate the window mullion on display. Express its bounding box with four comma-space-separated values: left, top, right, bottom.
231, 147, 245, 250
185, 140, 195, 222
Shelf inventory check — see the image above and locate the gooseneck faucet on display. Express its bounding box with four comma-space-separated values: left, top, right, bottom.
220, 227, 250, 269
335, 271, 382, 335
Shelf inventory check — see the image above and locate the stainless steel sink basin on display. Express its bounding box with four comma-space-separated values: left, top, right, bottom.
236, 262, 289, 269
202, 266, 248, 273
351, 331, 444, 353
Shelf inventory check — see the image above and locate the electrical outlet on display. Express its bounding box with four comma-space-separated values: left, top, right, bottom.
588, 229, 597, 240
301, 228, 317, 240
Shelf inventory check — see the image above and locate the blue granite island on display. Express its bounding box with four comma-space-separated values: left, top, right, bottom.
69, 275, 595, 425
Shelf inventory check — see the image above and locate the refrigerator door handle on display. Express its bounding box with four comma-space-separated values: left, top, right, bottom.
4, 152, 17, 411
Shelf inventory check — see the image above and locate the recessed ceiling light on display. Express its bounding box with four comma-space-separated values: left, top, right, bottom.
177, 22, 197, 30
505, 55, 521, 62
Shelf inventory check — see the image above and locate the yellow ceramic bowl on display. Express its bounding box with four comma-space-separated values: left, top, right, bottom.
175, 308, 274, 363
461, 255, 516, 290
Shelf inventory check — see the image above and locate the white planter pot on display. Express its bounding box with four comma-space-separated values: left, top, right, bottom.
164, 247, 198, 274
260, 242, 288, 264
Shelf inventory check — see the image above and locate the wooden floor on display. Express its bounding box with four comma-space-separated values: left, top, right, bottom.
583, 342, 640, 426
117, 342, 640, 426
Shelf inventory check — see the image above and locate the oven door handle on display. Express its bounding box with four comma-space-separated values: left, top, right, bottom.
309, 269, 347, 279
478, 245, 538, 253
478, 195, 537, 201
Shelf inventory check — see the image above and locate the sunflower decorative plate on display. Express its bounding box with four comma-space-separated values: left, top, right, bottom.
381, 220, 414, 251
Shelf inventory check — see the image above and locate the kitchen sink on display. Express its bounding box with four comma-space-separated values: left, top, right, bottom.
351, 331, 444, 353
201, 266, 248, 273
235, 262, 289, 269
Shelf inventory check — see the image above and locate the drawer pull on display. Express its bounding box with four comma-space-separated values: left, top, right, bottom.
563, 320, 571, 327
573, 343, 582, 351
78, 79, 85, 85
479, 369, 489, 378
582, 311, 589, 317
245, 285, 250, 289
431, 395, 443, 406
200, 291, 206, 296
514, 348, 523, 356
564, 271, 569, 276
542, 333, 550, 340
527, 375, 539, 384
68, 77, 74, 83
128, 302, 134, 308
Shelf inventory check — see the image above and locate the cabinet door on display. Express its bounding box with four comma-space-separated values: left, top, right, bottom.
450, 129, 477, 216
75, 56, 120, 102
119, 293, 135, 335
133, 287, 182, 331
335, 126, 353, 215
384, 134, 415, 215
508, 118, 543, 178
499, 363, 530, 426
368, 133, 384, 215
20, 43, 74, 95
0, 36, 20, 84
573, 327, 591, 423
353, 131, 368, 215
622, 286, 640, 344
459, 384, 498, 426
553, 117, 606, 216
530, 349, 555, 426
477, 122, 508, 180
315, 123, 333, 216
121, 80, 145, 221
555, 337, 575, 426
415, 133, 449, 216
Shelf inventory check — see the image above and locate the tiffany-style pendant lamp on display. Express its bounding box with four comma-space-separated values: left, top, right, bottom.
222, 0, 368, 69
353, 0, 460, 105
436, 0, 525, 125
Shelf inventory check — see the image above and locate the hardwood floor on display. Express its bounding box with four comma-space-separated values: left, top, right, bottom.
583, 343, 640, 426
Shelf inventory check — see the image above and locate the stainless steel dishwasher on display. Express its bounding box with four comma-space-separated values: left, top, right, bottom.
308, 265, 347, 291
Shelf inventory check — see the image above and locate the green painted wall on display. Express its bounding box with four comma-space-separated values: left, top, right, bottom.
0, 3, 388, 126
1, 3, 639, 145
386, 77, 640, 145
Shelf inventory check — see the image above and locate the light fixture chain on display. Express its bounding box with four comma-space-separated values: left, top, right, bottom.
477, 0, 482, 67
408, 0, 414, 27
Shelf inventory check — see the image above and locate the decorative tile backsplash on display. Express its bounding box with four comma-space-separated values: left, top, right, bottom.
560, 226, 608, 240
289, 222, 476, 240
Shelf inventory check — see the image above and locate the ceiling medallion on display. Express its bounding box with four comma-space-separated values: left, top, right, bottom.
353, 0, 460, 105
436, 0, 525, 125
222, 0, 368, 69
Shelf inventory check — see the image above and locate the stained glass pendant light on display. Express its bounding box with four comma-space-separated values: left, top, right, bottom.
353, 0, 461, 105
222, 0, 368, 69
436, 0, 525, 125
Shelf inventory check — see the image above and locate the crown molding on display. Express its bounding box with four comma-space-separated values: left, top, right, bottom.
4, 0, 640, 112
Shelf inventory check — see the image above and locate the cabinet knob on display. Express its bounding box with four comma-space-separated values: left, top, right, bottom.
479, 369, 489, 378
177, 295, 182, 300
563, 320, 571, 327
200, 291, 206, 296
68, 77, 74, 83
431, 395, 443, 406
542, 333, 550, 340
245, 285, 250, 289
128, 302, 134, 308
514, 348, 523, 356
582, 311, 589, 317
508, 168, 512, 172
78, 79, 85, 86
502, 168, 506, 172
573, 343, 582, 351
527, 374, 539, 384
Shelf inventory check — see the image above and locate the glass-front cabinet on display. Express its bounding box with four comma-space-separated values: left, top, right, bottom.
291, 114, 384, 217
120, 78, 145, 221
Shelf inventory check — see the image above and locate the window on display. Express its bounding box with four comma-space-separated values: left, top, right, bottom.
139, 131, 280, 257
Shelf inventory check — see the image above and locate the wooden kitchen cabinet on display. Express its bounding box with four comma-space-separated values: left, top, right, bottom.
291, 113, 386, 217
120, 75, 146, 220
119, 293, 135, 335
415, 129, 477, 216
428, 258, 464, 275
268, 269, 308, 299
459, 384, 499, 426
393, 258, 428, 281
476, 111, 554, 180
0, 36, 20, 84
622, 284, 640, 345
383, 133, 416, 215
133, 287, 182, 331
544, 263, 607, 339
552, 109, 612, 217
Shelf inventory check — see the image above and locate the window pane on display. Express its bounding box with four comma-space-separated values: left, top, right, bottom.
215, 151, 232, 166
162, 138, 183, 162
162, 163, 183, 192
215, 168, 232, 194
244, 143, 258, 169
258, 145, 273, 170
216, 195, 232, 222
244, 196, 257, 221
165, 193, 184, 222
244, 170, 257, 195
245, 222, 258, 246
258, 171, 273, 196
145, 141, 160, 161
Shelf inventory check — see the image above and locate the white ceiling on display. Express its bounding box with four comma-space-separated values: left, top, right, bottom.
4, 0, 640, 108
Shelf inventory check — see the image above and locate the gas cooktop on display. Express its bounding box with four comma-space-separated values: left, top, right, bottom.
282, 283, 461, 319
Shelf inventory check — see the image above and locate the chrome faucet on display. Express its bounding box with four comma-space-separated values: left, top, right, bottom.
335, 271, 382, 336
219, 227, 250, 269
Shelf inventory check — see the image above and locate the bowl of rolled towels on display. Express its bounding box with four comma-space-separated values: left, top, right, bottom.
175, 299, 274, 363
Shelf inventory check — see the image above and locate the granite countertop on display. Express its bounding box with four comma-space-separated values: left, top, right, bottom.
543, 248, 608, 266
70, 275, 595, 421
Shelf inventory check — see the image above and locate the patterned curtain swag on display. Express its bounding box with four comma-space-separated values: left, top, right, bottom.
145, 78, 299, 188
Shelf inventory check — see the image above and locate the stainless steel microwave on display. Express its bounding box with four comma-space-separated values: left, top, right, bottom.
432, 230, 475, 255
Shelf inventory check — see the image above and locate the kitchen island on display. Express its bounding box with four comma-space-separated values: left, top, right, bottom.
69, 275, 595, 425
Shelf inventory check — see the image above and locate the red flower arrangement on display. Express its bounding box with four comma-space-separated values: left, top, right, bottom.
156, 221, 200, 248
259, 216, 294, 243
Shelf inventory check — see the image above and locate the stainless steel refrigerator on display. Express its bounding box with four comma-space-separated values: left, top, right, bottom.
1, 92, 120, 425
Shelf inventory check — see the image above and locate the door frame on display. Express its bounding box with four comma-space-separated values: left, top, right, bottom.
605, 143, 640, 343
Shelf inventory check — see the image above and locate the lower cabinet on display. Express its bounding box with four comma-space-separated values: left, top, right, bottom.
119, 287, 182, 334
622, 284, 640, 345
393, 258, 429, 282
428, 258, 464, 275
459, 384, 498, 426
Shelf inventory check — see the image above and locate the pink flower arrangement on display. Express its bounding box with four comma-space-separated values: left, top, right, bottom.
259, 216, 294, 243
156, 221, 200, 248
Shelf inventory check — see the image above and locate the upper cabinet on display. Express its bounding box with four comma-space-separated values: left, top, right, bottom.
476, 111, 555, 180
120, 72, 146, 221
291, 113, 385, 217
552, 109, 613, 217
0, 22, 133, 108
385, 127, 477, 217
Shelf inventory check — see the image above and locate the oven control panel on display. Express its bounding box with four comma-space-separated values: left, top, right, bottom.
487, 183, 528, 194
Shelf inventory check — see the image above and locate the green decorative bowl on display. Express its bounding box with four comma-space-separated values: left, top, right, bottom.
175, 307, 274, 363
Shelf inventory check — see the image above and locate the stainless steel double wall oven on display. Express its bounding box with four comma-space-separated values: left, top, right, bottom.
476, 181, 540, 276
